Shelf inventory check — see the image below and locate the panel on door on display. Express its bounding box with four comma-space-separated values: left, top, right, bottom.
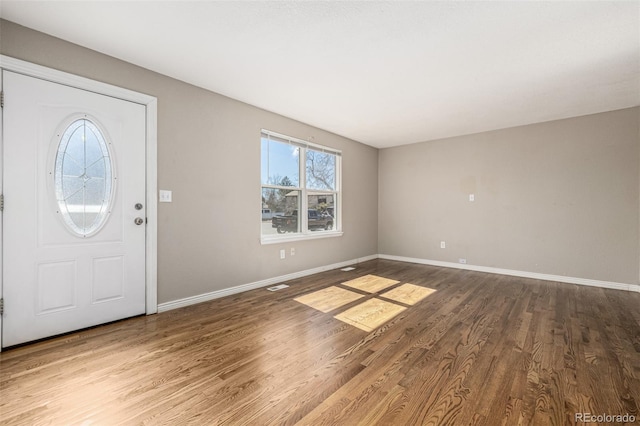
2, 70, 146, 347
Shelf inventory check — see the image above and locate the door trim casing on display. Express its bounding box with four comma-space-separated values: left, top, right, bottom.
0, 56, 158, 338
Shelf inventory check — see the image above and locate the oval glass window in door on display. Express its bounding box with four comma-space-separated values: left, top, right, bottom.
54, 118, 114, 237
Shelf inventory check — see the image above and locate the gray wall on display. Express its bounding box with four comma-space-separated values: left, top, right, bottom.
379, 107, 640, 285
2, 18, 638, 302
0, 20, 379, 304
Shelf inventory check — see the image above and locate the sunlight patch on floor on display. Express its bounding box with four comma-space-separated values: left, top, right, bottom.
294, 286, 365, 313
334, 298, 406, 332
294, 275, 435, 332
380, 283, 436, 305
341, 274, 400, 293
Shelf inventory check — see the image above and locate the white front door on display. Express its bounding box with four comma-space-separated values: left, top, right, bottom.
2, 70, 147, 347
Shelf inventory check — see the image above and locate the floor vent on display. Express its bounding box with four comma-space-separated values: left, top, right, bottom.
267, 284, 289, 291
341, 267, 356, 271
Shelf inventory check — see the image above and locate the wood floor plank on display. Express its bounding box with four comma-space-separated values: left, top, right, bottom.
1, 259, 639, 425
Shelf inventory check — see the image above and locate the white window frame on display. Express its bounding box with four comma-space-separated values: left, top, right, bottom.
260, 129, 342, 244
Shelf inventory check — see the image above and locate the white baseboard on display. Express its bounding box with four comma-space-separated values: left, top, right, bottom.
378, 254, 640, 293
158, 253, 639, 312
157, 254, 379, 313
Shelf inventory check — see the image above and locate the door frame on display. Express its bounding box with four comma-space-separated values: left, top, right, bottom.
0, 55, 158, 348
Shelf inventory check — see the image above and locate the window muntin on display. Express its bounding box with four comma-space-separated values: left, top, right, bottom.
54, 118, 114, 237
261, 130, 341, 241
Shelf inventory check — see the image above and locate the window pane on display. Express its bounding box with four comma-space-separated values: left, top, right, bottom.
55, 118, 113, 237
262, 188, 300, 235
306, 149, 335, 190
307, 194, 336, 232
261, 137, 300, 187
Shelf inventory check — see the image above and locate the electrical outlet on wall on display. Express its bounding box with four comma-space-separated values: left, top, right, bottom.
159, 190, 172, 202
280, 249, 285, 259
459, 258, 467, 264
440, 241, 446, 249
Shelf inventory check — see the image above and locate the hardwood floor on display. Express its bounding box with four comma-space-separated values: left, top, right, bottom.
1, 259, 639, 425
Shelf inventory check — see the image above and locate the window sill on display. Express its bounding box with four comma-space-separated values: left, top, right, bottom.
261, 230, 343, 245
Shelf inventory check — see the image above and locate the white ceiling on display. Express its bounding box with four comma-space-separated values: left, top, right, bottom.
1, 1, 638, 148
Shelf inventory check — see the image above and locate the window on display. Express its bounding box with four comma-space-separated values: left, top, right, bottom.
261, 130, 341, 242
54, 118, 114, 237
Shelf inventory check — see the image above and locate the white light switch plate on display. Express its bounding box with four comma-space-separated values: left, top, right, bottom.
159, 190, 172, 203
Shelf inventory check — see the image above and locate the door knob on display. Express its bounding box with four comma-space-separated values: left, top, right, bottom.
134, 217, 144, 225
